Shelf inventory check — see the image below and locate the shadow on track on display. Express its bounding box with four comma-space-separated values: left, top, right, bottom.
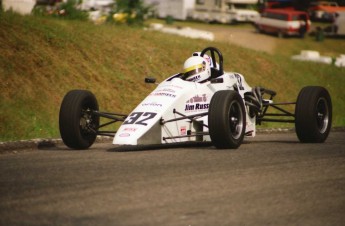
108, 142, 214, 152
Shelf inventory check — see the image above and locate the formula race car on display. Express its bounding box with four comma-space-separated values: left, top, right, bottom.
59, 47, 332, 150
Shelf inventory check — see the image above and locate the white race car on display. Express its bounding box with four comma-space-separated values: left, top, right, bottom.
59, 47, 332, 150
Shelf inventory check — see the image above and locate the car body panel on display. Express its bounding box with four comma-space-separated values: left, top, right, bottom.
113, 72, 255, 145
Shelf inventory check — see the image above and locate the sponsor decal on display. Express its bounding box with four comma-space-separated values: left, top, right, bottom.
180, 126, 187, 136
160, 84, 183, 89
185, 103, 209, 111
123, 127, 137, 132
185, 94, 209, 112
204, 55, 211, 65
187, 75, 201, 82
187, 94, 207, 103
141, 102, 163, 107
150, 92, 176, 98
155, 88, 176, 93
234, 73, 244, 90
119, 133, 130, 137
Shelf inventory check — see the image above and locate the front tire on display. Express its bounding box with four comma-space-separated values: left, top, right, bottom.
208, 90, 246, 149
59, 90, 99, 149
295, 86, 332, 143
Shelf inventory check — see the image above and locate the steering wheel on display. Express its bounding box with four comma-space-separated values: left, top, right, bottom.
200, 47, 224, 78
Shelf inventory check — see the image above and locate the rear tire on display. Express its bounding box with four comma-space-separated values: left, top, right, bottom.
295, 86, 332, 143
208, 90, 246, 149
59, 90, 99, 149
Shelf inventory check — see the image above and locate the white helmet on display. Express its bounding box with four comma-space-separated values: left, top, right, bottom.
183, 56, 211, 82
192, 52, 219, 69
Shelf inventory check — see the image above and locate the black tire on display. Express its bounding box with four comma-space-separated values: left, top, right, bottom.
295, 86, 332, 143
208, 90, 246, 149
59, 90, 99, 149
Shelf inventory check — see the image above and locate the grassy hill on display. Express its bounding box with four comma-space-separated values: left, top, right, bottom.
1, 11, 344, 141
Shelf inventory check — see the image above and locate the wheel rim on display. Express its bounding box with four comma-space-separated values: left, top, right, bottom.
80, 108, 97, 136
316, 97, 329, 134
228, 101, 244, 139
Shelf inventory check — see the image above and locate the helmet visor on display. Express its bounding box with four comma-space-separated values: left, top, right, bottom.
184, 63, 205, 77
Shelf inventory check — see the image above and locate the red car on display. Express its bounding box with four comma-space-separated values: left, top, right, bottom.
308, 1, 345, 21
255, 9, 311, 38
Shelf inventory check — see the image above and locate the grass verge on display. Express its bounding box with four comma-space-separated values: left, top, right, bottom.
0, 12, 344, 141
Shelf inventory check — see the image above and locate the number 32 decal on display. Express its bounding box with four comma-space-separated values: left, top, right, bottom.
123, 112, 157, 126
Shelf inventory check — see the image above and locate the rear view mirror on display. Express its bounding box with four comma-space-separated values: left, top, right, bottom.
210, 78, 223, 84
145, 77, 156, 83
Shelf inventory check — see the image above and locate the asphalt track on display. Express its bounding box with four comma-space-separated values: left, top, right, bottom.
1, 131, 344, 226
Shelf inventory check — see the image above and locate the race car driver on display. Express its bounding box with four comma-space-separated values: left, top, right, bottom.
182, 54, 211, 83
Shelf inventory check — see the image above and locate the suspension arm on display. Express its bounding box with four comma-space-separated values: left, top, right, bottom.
161, 109, 208, 128
92, 111, 127, 121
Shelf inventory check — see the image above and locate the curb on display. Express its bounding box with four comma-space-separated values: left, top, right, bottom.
1, 127, 344, 153
0, 137, 113, 153
0, 138, 63, 153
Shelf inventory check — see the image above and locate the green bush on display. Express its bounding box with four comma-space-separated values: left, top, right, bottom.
58, 0, 88, 20
109, 0, 150, 26
33, 0, 88, 21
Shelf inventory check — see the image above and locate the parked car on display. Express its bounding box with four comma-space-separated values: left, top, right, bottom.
323, 11, 345, 36
308, 1, 345, 22
36, 0, 62, 6
255, 9, 311, 38
188, 0, 260, 24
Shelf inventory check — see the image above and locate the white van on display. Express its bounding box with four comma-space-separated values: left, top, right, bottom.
323, 11, 345, 36
2, 0, 36, 14
189, 0, 259, 24
333, 11, 345, 35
